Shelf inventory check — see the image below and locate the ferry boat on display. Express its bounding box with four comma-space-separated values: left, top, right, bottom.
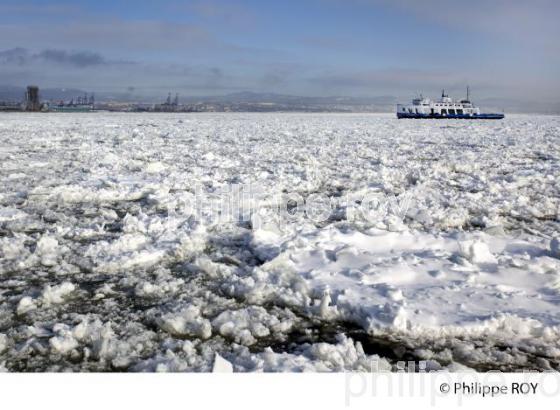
396, 88, 504, 119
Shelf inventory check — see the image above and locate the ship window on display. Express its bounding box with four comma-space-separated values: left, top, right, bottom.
415, 108, 418, 114
457, 109, 463, 114
402, 107, 406, 112
449, 109, 456, 115
430, 108, 434, 115
441, 109, 447, 115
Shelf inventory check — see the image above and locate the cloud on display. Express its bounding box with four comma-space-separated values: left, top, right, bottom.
301, 36, 355, 51
304, 67, 523, 99
0, 3, 82, 16
176, 0, 256, 27
308, 68, 457, 88
360, 0, 560, 53
0, 47, 29, 65
0, 47, 243, 95
0, 47, 125, 68
37, 49, 106, 67
257, 64, 303, 88
0, 20, 219, 54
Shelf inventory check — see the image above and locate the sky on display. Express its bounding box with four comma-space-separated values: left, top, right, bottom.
0, 0, 558, 102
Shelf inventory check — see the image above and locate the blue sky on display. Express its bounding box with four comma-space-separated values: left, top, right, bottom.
0, 0, 558, 102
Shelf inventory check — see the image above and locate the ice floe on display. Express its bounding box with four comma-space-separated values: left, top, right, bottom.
0, 112, 558, 372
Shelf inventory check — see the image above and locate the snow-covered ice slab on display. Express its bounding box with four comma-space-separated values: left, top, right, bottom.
0, 112, 559, 372
251, 227, 560, 329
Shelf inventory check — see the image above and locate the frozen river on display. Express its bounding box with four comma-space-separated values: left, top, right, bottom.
0, 112, 559, 371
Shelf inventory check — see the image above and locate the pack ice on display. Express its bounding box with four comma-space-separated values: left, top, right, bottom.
0, 113, 559, 372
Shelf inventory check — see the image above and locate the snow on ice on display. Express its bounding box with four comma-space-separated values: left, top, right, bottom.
0, 112, 559, 372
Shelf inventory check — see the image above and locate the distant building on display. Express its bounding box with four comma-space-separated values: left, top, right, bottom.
154, 92, 180, 112
25, 85, 41, 111
0, 101, 22, 112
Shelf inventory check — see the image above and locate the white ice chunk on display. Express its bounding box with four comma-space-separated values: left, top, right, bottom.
49, 333, 79, 354
551, 237, 560, 259
159, 306, 212, 339
145, 162, 166, 173
0, 334, 7, 354
17, 296, 37, 315
0, 207, 27, 222
212, 306, 294, 346
458, 239, 497, 265
36, 235, 59, 266
212, 353, 234, 373
41, 282, 76, 305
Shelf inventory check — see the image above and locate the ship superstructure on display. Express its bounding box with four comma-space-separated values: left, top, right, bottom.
397, 88, 504, 119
